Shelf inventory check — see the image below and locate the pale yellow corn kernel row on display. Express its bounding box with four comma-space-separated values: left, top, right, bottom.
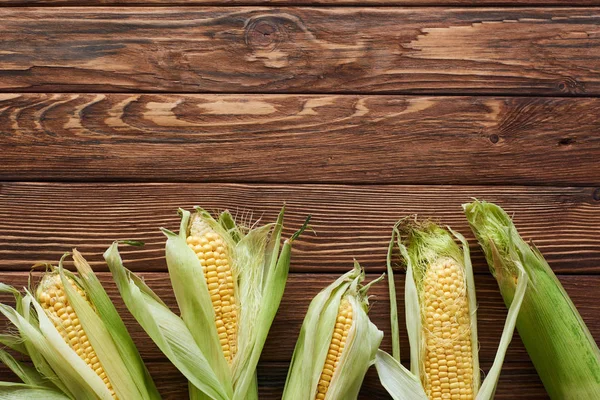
187, 218, 237, 364
315, 298, 353, 400
422, 258, 473, 400
36, 274, 116, 399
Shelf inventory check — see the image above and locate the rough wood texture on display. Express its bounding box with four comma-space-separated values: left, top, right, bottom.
1, 94, 599, 185
0, 271, 586, 398
1, 183, 598, 273
0, 0, 597, 5
0, 361, 549, 399
0, 8, 599, 95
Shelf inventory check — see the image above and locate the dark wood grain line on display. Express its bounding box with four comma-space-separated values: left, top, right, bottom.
0, 0, 598, 5
0, 360, 549, 399
1, 271, 593, 391
1, 0, 600, 6
0, 8, 599, 95
1, 183, 598, 273
1, 94, 599, 185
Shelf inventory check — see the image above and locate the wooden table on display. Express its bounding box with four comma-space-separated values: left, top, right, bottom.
1, 0, 599, 398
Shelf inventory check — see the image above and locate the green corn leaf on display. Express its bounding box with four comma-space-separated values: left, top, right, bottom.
0, 382, 70, 400
71, 250, 161, 400
0, 348, 48, 388
374, 350, 428, 400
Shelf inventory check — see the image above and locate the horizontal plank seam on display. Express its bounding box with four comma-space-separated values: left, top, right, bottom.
4, 90, 600, 98
1, 3, 600, 7
2, 180, 599, 189
7, 92, 600, 101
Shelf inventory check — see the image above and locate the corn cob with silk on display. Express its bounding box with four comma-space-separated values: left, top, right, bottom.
375, 218, 527, 400
464, 200, 600, 399
0, 251, 161, 400
282, 262, 384, 400
105, 205, 308, 400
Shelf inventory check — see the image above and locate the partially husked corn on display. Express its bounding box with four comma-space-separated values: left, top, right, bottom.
422, 258, 473, 400
36, 273, 116, 398
316, 298, 353, 399
186, 216, 237, 363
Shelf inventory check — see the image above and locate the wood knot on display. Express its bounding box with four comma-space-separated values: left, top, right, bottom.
489, 134, 499, 144
593, 188, 600, 202
556, 77, 585, 94
558, 137, 575, 146
245, 18, 285, 51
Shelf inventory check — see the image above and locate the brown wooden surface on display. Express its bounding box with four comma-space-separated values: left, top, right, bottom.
0, 8, 600, 95
0, 183, 599, 274
1, 1, 598, 398
1, 0, 599, 5
1, 94, 600, 185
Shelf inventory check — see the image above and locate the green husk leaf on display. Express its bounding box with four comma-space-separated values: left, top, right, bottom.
386, 227, 400, 362
464, 200, 600, 399
104, 242, 231, 400
58, 267, 145, 400
164, 209, 232, 393
232, 208, 289, 399
71, 250, 160, 400
0, 334, 27, 356
0, 347, 48, 387
0, 382, 70, 400
374, 350, 428, 400
476, 260, 528, 400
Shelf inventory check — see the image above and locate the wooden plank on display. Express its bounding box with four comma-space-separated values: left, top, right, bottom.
0, 8, 599, 95
1, 0, 599, 6
0, 360, 549, 399
2, 94, 600, 185
1, 272, 599, 364
1, 183, 598, 273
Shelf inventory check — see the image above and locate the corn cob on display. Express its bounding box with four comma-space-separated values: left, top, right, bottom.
283, 263, 383, 400
422, 258, 473, 400
36, 273, 116, 398
316, 298, 353, 399
375, 218, 527, 400
186, 214, 237, 363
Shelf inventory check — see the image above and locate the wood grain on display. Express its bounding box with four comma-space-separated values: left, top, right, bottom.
0, 8, 599, 95
1, 272, 599, 364
1, 94, 600, 185
1, 0, 599, 6
0, 0, 597, 5
0, 360, 549, 399
1, 183, 598, 273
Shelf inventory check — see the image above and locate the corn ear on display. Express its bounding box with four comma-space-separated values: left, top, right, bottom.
282, 262, 384, 400
464, 200, 600, 399
107, 206, 307, 400
104, 242, 232, 400
0, 252, 161, 400
377, 219, 527, 400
